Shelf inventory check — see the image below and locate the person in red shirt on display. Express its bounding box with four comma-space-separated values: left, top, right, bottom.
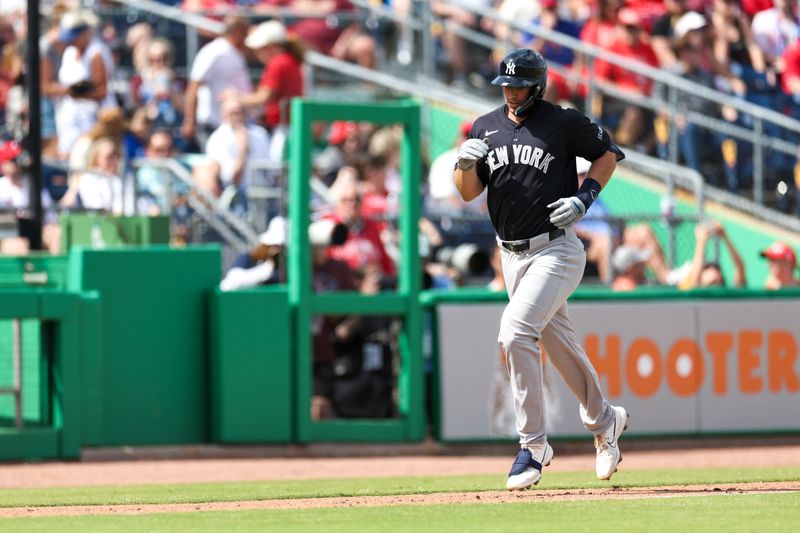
325, 169, 396, 277
594, 8, 659, 148
225, 20, 304, 161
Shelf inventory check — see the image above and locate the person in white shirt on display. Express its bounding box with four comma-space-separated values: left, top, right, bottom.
0, 150, 28, 209
181, 16, 252, 151
61, 137, 128, 215
203, 98, 270, 209
55, 10, 116, 158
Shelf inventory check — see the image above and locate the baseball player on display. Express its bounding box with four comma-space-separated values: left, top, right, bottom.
453, 49, 629, 490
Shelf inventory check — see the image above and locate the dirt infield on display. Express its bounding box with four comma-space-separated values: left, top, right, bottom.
1, 444, 799, 489
0, 482, 798, 517
1, 445, 798, 516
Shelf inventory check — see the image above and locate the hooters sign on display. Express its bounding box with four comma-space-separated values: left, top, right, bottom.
436, 298, 800, 440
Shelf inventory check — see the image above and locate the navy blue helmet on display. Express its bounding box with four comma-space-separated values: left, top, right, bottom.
492, 49, 548, 105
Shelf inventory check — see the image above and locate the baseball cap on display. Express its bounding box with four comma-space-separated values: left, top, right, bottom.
760, 241, 797, 267
540, 0, 558, 9
0, 140, 23, 163
259, 216, 287, 246
245, 20, 287, 50
674, 11, 707, 39
58, 10, 96, 43
328, 121, 358, 145
613, 246, 652, 273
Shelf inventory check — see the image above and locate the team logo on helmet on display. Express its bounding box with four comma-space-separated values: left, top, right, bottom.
505, 60, 516, 75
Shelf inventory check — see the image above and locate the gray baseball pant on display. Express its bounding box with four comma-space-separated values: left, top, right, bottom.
498, 228, 614, 448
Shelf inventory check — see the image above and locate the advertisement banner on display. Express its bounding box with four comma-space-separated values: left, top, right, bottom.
437, 299, 800, 440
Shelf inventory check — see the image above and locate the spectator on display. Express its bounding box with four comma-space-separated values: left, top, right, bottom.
655, 35, 730, 184
527, 0, 584, 103
573, 157, 616, 283
760, 241, 800, 289
325, 168, 396, 277
0, 140, 26, 209
203, 98, 271, 208
136, 129, 176, 215
611, 245, 652, 291
709, 0, 768, 87
181, 15, 251, 151
431, 0, 491, 87
39, 2, 70, 158
233, 20, 305, 162
55, 10, 116, 158
679, 220, 746, 289
650, 0, 689, 67
594, 7, 659, 149
125, 22, 154, 74
261, 1, 376, 69
751, 0, 798, 70
61, 137, 128, 214
0, 17, 21, 130
134, 38, 182, 128
220, 215, 286, 290
68, 106, 129, 173
487, 245, 505, 292
309, 218, 355, 420
781, 39, 800, 111
426, 120, 478, 212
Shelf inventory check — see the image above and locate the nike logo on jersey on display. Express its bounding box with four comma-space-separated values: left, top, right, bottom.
486, 144, 555, 174
484, 129, 499, 137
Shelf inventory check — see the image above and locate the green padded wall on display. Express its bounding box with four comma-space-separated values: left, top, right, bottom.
67, 246, 221, 446
210, 288, 292, 443
0, 320, 44, 426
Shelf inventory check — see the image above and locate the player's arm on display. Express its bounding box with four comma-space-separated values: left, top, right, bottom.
585, 150, 617, 189
453, 138, 489, 202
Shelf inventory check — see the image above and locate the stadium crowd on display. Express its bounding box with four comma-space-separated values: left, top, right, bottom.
1, 0, 799, 420
0, 0, 797, 289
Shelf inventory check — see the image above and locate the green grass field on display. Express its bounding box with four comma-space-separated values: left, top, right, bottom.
0, 467, 797, 531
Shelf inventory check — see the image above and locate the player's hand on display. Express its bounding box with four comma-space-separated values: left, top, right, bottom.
547, 197, 586, 229
456, 138, 489, 171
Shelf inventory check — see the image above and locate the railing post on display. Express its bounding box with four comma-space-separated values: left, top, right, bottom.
668, 86, 679, 166
584, 56, 595, 121
12, 319, 22, 429
754, 118, 764, 204
420, 0, 435, 81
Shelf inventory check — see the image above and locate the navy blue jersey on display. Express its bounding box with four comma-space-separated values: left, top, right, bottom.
470, 101, 624, 241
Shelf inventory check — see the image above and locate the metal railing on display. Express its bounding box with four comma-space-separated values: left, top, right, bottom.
351, 0, 800, 207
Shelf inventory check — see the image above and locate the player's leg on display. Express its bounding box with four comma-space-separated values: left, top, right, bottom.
540, 303, 629, 480
499, 236, 584, 489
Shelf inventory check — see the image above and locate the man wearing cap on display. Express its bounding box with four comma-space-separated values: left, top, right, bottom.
611, 245, 652, 291
182, 16, 252, 151
761, 241, 800, 289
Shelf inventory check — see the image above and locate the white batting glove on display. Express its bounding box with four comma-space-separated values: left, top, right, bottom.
456, 138, 490, 170
547, 197, 586, 229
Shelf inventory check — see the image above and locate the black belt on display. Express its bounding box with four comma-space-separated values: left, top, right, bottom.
499, 228, 565, 253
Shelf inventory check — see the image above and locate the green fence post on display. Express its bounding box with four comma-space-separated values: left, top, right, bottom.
288, 99, 425, 442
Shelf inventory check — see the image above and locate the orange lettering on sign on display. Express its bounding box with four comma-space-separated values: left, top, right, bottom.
667, 338, 704, 397
626, 338, 661, 398
706, 332, 733, 395
585, 334, 621, 397
767, 330, 799, 393
738, 330, 763, 394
